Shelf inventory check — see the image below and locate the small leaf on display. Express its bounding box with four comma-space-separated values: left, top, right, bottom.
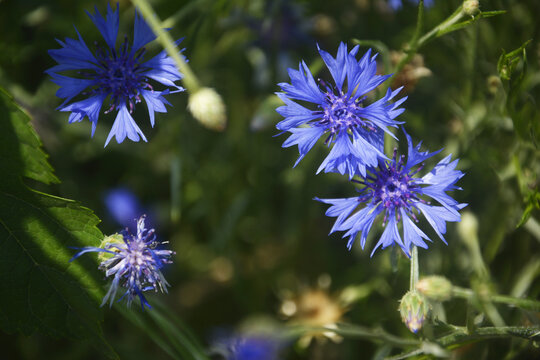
497, 40, 531, 81
0, 88, 116, 358
436, 10, 506, 38
517, 191, 540, 228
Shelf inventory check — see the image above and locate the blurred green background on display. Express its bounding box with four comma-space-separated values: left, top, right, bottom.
1, 0, 539, 359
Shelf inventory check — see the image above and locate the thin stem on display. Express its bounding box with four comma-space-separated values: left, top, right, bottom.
389, 5, 465, 86
417, 6, 465, 48
524, 217, 540, 243
452, 286, 540, 311
131, 0, 201, 93
286, 324, 421, 348
410, 245, 419, 290
437, 326, 540, 347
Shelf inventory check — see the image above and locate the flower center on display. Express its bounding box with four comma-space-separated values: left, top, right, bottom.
125, 240, 147, 269
93, 37, 150, 112
356, 150, 425, 223
377, 173, 412, 210
319, 92, 370, 132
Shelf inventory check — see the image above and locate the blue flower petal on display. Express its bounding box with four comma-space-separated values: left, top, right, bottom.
105, 104, 148, 147
279, 61, 325, 104
403, 127, 440, 171
282, 126, 326, 166
317, 42, 348, 91
401, 208, 430, 251
341, 204, 381, 249
50, 74, 95, 104
85, 3, 119, 50
141, 89, 171, 127
275, 93, 320, 131
59, 94, 106, 136
315, 197, 359, 233
371, 214, 405, 256
48, 28, 98, 67
417, 203, 462, 244
131, 11, 156, 54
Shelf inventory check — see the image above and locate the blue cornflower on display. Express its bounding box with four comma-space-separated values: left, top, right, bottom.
48, 3, 184, 147
276, 42, 406, 179
214, 335, 284, 360
70, 215, 174, 309
316, 129, 466, 257
104, 187, 144, 229
389, 0, 434, 10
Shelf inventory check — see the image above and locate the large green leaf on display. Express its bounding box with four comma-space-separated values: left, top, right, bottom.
0, 88, 115, 357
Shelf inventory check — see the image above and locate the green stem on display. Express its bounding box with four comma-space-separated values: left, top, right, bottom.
410, 245, 419, 290
390, 4, 465, 85
437, 326, 540, 347
131, 0, 201, 93
417, 6, 465, 48
453, 286, 540, 311
287, 324, 420, 348
524, 217, 540, 243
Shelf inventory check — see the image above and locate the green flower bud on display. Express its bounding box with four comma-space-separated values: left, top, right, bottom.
457, 211, 479, 246
463, 0, 480, 16
399, 291, 430, 333
97, 233, 124, 263
416, 276, 453, 302
188, 87, 227, 131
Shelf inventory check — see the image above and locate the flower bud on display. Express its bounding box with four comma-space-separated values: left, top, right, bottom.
487, 75, 502, 95
399, 291, 430, 333
188, 87, 227, 131
416, 276, 453, 302
457, 211, 479, 246
97, 233, 124, 263
463, 0, 480, 16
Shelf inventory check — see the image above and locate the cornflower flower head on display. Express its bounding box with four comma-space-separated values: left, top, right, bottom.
389, 0, 434, 10
213, 334, 284, 360
317, 129, 466, 257
70, 215, 174, 309
104, 187, 143, 228
276, 42, 406, 179
47, 3, 185, 147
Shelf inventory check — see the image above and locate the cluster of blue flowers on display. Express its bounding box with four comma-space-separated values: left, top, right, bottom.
51, 3, 462, 311
276, 43, 466, 257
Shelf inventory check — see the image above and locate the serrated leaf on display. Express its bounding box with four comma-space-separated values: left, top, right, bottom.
0, 88, 116, 358
0, 87, 59, 186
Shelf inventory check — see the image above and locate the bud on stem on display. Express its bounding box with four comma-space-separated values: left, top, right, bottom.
399, 291, 430, 333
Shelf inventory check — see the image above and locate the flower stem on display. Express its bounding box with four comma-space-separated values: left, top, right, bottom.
410, 245, 419, 290
390, 3, 466, 85
453, 286, 540, 311
131, 0, 201, 93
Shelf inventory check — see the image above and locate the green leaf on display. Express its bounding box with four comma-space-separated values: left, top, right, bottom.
437, 10, 507, 38
0, 88, 116, 358
0, 87, 59, 186
116, 301, 210, 360
517, 191, 540, 228
497, 40, 531, 81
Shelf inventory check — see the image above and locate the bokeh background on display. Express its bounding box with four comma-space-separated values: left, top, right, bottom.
1, 0, 539, 359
